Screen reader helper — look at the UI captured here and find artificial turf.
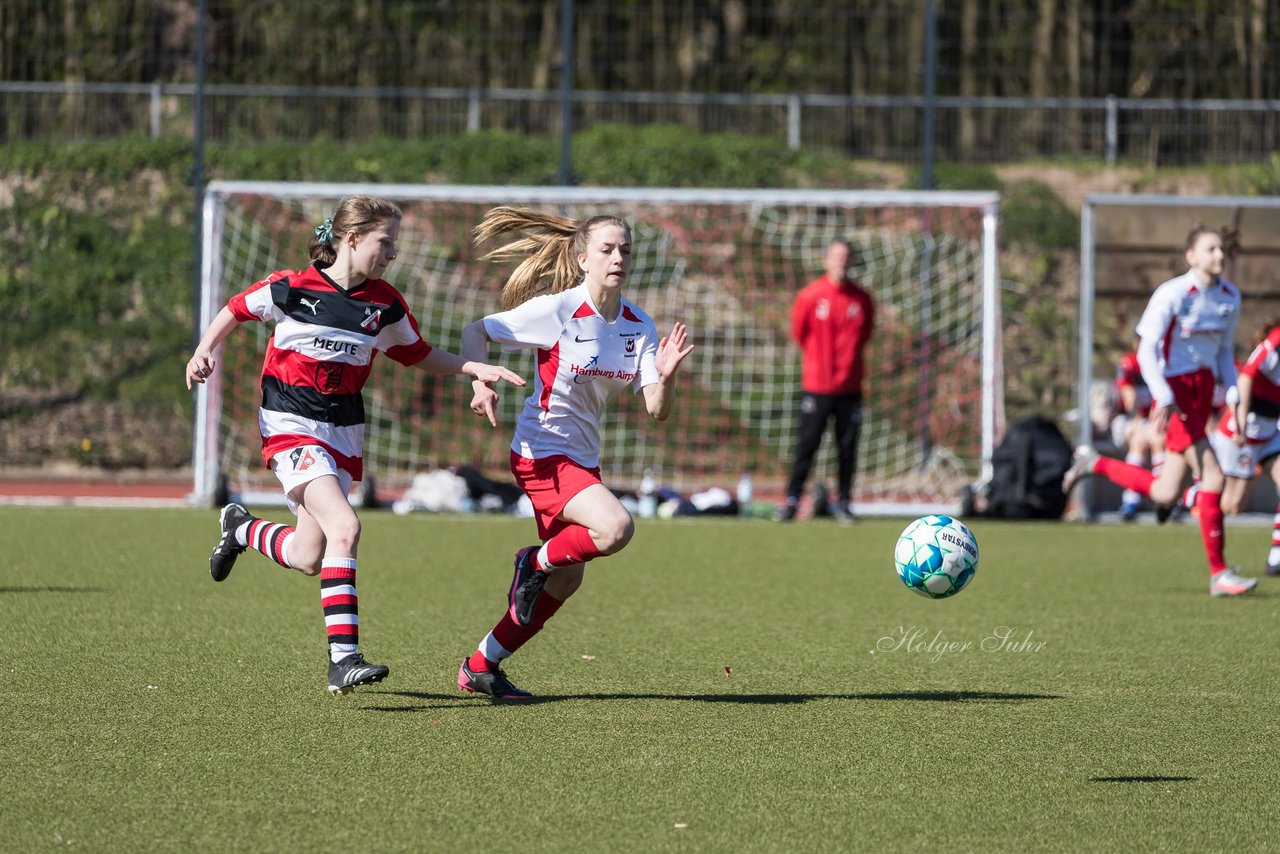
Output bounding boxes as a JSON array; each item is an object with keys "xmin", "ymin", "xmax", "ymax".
[{"xmin": 4, "ymin": 506, "xmax": 1279, "ymax": 851}]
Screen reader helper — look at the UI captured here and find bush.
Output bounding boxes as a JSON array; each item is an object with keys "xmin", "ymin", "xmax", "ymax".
[
  {"xmin": 906, "ymin": 163, "xmax": 1002, "ymax": 191},
  {"xmin": 1000, "ymin": 180, "xmax": 1079, "ymax": 250}
]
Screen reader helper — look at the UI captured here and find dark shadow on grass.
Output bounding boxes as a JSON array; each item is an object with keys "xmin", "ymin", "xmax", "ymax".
[
  {"xmin": 0, "ymin": 586, "xmax": 107, "ymax": 594},
  {"xmin": 362, "ymin": 688, "xmax": 1061, "ymax": 712},
  {"xmin": 1089, "ymin": 776, "xmax": 1196, "ymax": 783}
]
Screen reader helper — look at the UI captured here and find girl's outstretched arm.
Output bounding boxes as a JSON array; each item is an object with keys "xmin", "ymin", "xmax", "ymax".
[{"xmin": 186, "ymin": 305, "xmax": 243, "ymax": 389}]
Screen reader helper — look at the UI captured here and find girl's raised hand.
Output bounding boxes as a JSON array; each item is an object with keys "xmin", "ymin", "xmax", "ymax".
[{"xmin": 655, "ymin": 322, "xmax": 695, "ymax": 378}]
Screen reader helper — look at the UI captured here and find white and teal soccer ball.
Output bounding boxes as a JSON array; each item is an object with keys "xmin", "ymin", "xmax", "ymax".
[{"xmin": 894, "ymin": 514, "xmax": 979, "ymax": 599}]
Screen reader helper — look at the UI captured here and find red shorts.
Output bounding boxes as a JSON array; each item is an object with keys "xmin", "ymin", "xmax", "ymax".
[
  {"xmin": 510, "ymin": 451, "xmax": 602, "ymax": 540},
  {"xmin": 1164, "ymin": 369, "xmax": 1217, "ymax": 454}
]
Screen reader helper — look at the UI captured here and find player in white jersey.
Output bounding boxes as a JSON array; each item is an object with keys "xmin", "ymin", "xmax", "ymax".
[
  {"xmin": 185, "ymin": 195, "xmax": 524, "ymax": 694},
  {"xmin": 1063, "ymin": 226, "xmax": 1257, "ymax": 597},
  {"xmin": 455, "ymin": 206, "xmax": 695, "ymax": 700}
]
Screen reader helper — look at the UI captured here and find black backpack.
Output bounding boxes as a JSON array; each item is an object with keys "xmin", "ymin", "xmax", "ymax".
[{"xmin": 970, "ymin": 415, "xmax": 1073, "ymax": 519}]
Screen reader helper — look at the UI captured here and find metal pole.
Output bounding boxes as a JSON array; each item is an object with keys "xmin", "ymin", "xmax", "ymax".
[
  {"xmin": 150, "ymin": 82, "xmax": 162, "ymax": 138},
  {"xmin": 191, "ymin": 0, "xmax": 207, "ymax": 351},
  {"xmin": 917, "ymin": 0, "xmax": 938, "ymax": 469},
  {"xmin": 787, "ymin": 95, "xmax": 801, "ymax": 151},
  {"xmin": 980, "ymin": 204, "xmax": 1001, "ymax": 482},
  {"xmin": 558, "ymin": 0, "xmax": 575, "ymax": 186},
  {"xmin": 1105, "ymin": 94, "xmax": 1117, "ymax": 165},
  {"xmin": 921, "ymin": 0, "xmax": 937, "ymax": 192},
  {"xmin": 189, "ymin": 0, "xmax": 209, "ymax": 503},
  {"xmin": 1077, "ymin": 200, "xmax": 1096, "ymax": 519}
]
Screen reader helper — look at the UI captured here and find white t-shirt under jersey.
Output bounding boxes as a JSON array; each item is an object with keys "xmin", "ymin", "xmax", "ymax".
[
  {"xmin": 484, "ymin": 284, "xmax": 661, "ymax": 468},
  {"xmin": 1134, "ymin": 271, "xmax": 1240, "ymax": 407}
]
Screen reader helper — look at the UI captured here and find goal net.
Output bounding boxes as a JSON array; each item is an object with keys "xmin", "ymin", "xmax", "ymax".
[
  {"xmin": 195, "ymin": 183, "xmax": 1002, "ymax": 514},
  {"xmin": 1077, "ymin": 193, "xmax": 1280, "ymax": 516}
]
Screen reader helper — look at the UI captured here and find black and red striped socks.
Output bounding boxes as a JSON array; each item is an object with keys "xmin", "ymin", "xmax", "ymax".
[
  {"xmin": 320, "ymin": 558, "xmax": 359, "ymax": 663},
  {"xmin": 240, "ymin": 519, "xmax": 296, "ymax": 569}
]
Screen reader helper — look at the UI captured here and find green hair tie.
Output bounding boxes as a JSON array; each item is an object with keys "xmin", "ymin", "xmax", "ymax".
[{"xmin": 314, "ymin": 217, "xmax": 334, "ymax": 243}]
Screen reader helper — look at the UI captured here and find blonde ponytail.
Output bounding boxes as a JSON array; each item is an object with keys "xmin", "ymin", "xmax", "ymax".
[{"xmin": 476, "ymin": 206, "xmax": 629, "ymax": 310}]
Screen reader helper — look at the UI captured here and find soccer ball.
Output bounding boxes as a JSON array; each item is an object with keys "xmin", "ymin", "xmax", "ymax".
[{"xmin": 893, "ymin": 514, "xmax": 979, "ymax": 599}]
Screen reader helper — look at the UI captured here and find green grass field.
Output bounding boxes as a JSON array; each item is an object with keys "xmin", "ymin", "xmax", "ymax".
[{"xmin": 5, "ymin": 506, "xmax": 1280, "ymax": 851}]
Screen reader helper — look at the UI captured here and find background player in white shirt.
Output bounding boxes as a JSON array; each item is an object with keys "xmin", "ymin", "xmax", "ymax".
[
  {"xmin": 186, "ymin": 195, "xmax": 524, "ymax": 695},
  {"xmin": 1063, "ymin": 227, "xmax": 1256, "ymax": 597},
  {"xmin": 455, "ymin": 206, "xmax": 696, "ymax": 700}
]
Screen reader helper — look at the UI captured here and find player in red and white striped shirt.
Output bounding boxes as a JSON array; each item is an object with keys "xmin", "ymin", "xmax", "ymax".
[
  {"xmin": 1063, "ymin": 226, "xmax": 1256, "ymax": 596},
  {"xmin": 1205, "ymin": 321, "xmax": 1280, "ymax": 576},
  {"xmin": 186, "ymin": 195, "xmax": 524, "ymax": 694},
  {"xmin": 455, "ymin": 207, "xmax": 696, "ymax": 700}
]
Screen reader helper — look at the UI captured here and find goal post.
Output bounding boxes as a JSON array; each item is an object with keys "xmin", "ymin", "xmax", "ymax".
[
  {"xmin": 1077, "ymin": 193, "xmax": 1280, "ymax": 515},
  {"xmin": 194, "ymin": 182, "xmax": 1002, "ymax": 514}
]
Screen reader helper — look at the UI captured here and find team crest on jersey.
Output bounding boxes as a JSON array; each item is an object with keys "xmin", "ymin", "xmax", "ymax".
[
  {"xmin": 816, "ymin": 299, "xmax": 830, "ymax": 320},
  {"xmin": 316, "ymin": 363, "xmax": 344, "ymax": 393},
  {"xmin": 361, "ymin": 306, "xmax": 383, "ymax": 332},
  {"xmin": 289, "ymin": 447, "xmax": 317, "ymax": 471},
  {"xmin": 625, "ymin": 337, "xmax": 636, "ymax": 354}
]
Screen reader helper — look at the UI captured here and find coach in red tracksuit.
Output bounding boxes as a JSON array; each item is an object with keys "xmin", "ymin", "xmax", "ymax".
[{"xmin": 778, "ymin": 238, "xmax": 876, "ymax": 522}]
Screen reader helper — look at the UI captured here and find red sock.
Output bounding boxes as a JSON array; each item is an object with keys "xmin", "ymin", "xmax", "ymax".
[
  {"xmin": 1196, "ymin": 490, "xmax": 1227, "ymax": 574},
  {"xmin": 538, "ymin": 525, "xmax": 605, "ymax": 569},
  {"xmin": 1272, "ymin": 501, "xmax": 1280, "ymax": 550},
  {"xmin": 468, "ymin": 592, "xmax": 565, "ymax": 671},
  {"xmin": 1094, "ymin": 456, "xmax": 1155, "ymax": 496}
]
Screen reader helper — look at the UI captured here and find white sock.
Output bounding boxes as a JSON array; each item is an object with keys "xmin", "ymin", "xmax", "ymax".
[
  {"xmin": 479, "ymin": 632, "xmax": 512, "ymax": 665},
  {"xmin": 234, "ymin": 521, "xmax": 250, "ymax": 547}
]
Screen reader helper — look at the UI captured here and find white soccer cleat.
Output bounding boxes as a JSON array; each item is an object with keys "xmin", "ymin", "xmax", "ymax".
[
  {"xmin": 1061, "ymin": 445, "xmax": 1100, "ymax": 494},
  {"xmin": 1210, "ymin": 566, "xmax": 1258, "ymax": 598}
]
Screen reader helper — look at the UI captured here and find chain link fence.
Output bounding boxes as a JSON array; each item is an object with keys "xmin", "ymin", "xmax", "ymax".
[
  {"xmin": 3, "ymin": 1, "xmax": 1280, "ymax": 165},
  {"xmin": 4, "ymin": 80, "xmax": 1280, "ymax": 166}
]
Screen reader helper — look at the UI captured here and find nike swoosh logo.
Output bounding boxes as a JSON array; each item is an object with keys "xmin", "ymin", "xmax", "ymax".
[{"xmin": 575, "ymin": 335, "xmax": 596, "ymax": 343}]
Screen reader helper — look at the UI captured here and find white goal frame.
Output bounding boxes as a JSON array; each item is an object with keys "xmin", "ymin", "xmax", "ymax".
[{"xmin": 194, "ymin": 182, "xmax": 1002, "ymax": 513}]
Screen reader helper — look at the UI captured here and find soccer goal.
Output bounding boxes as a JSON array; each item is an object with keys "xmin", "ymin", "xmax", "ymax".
[
  {"xmin": 1077, "ymin": 193, "xmax": 1280, "ymax": 514},
  {"xmin": 194, "ymin": 183, "xmax": 1002, "ymax": 514}
]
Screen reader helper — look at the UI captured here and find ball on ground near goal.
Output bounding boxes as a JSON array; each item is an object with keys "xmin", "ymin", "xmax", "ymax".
[{"xmin": 893, "ymin": 515, "xmax": 979, "ymax": 599}]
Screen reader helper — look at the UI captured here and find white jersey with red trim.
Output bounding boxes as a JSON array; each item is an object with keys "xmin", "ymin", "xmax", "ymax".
[
  {"xmin": 483, "ymin": 284, "xmax": 661, "ymax": 468},
  {"xmin": 228, "ymin": 263, "xmax": 431, "ymax": 479},
  {"xmin": 1134, "ymin": 271, "xmax": 1240, "ymax": 407}
]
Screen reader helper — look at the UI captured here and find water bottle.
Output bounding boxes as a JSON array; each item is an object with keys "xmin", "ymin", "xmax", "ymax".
[
  {"xmin": 639, "ymin": 468, "xmax": 658, "ymax": 519},
  {"xmin": 736, "ymin": 473, "xmax": 754, "ymax": 517}
]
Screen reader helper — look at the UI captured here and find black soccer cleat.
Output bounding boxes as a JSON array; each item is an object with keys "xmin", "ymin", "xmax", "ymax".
[
  {"xmin": 457, "ymin": 659, "xmax": 533, "ymax": 700},
  {"xmin": 508, "ymin": 545, "xmax": 548, "ymax": 627},
  {"xmin": 327, "ymin": 653, "xmax": 390, "ymax": 696},
  {"xmin": 210, "ymin": 502, "xmax": 254, "ymax": 582}
]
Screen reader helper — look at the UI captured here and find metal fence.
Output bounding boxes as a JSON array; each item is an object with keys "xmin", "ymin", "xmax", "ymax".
[{"xmin": 4, "ymin": 80, "xmax": 1280, "ymax": 166}]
